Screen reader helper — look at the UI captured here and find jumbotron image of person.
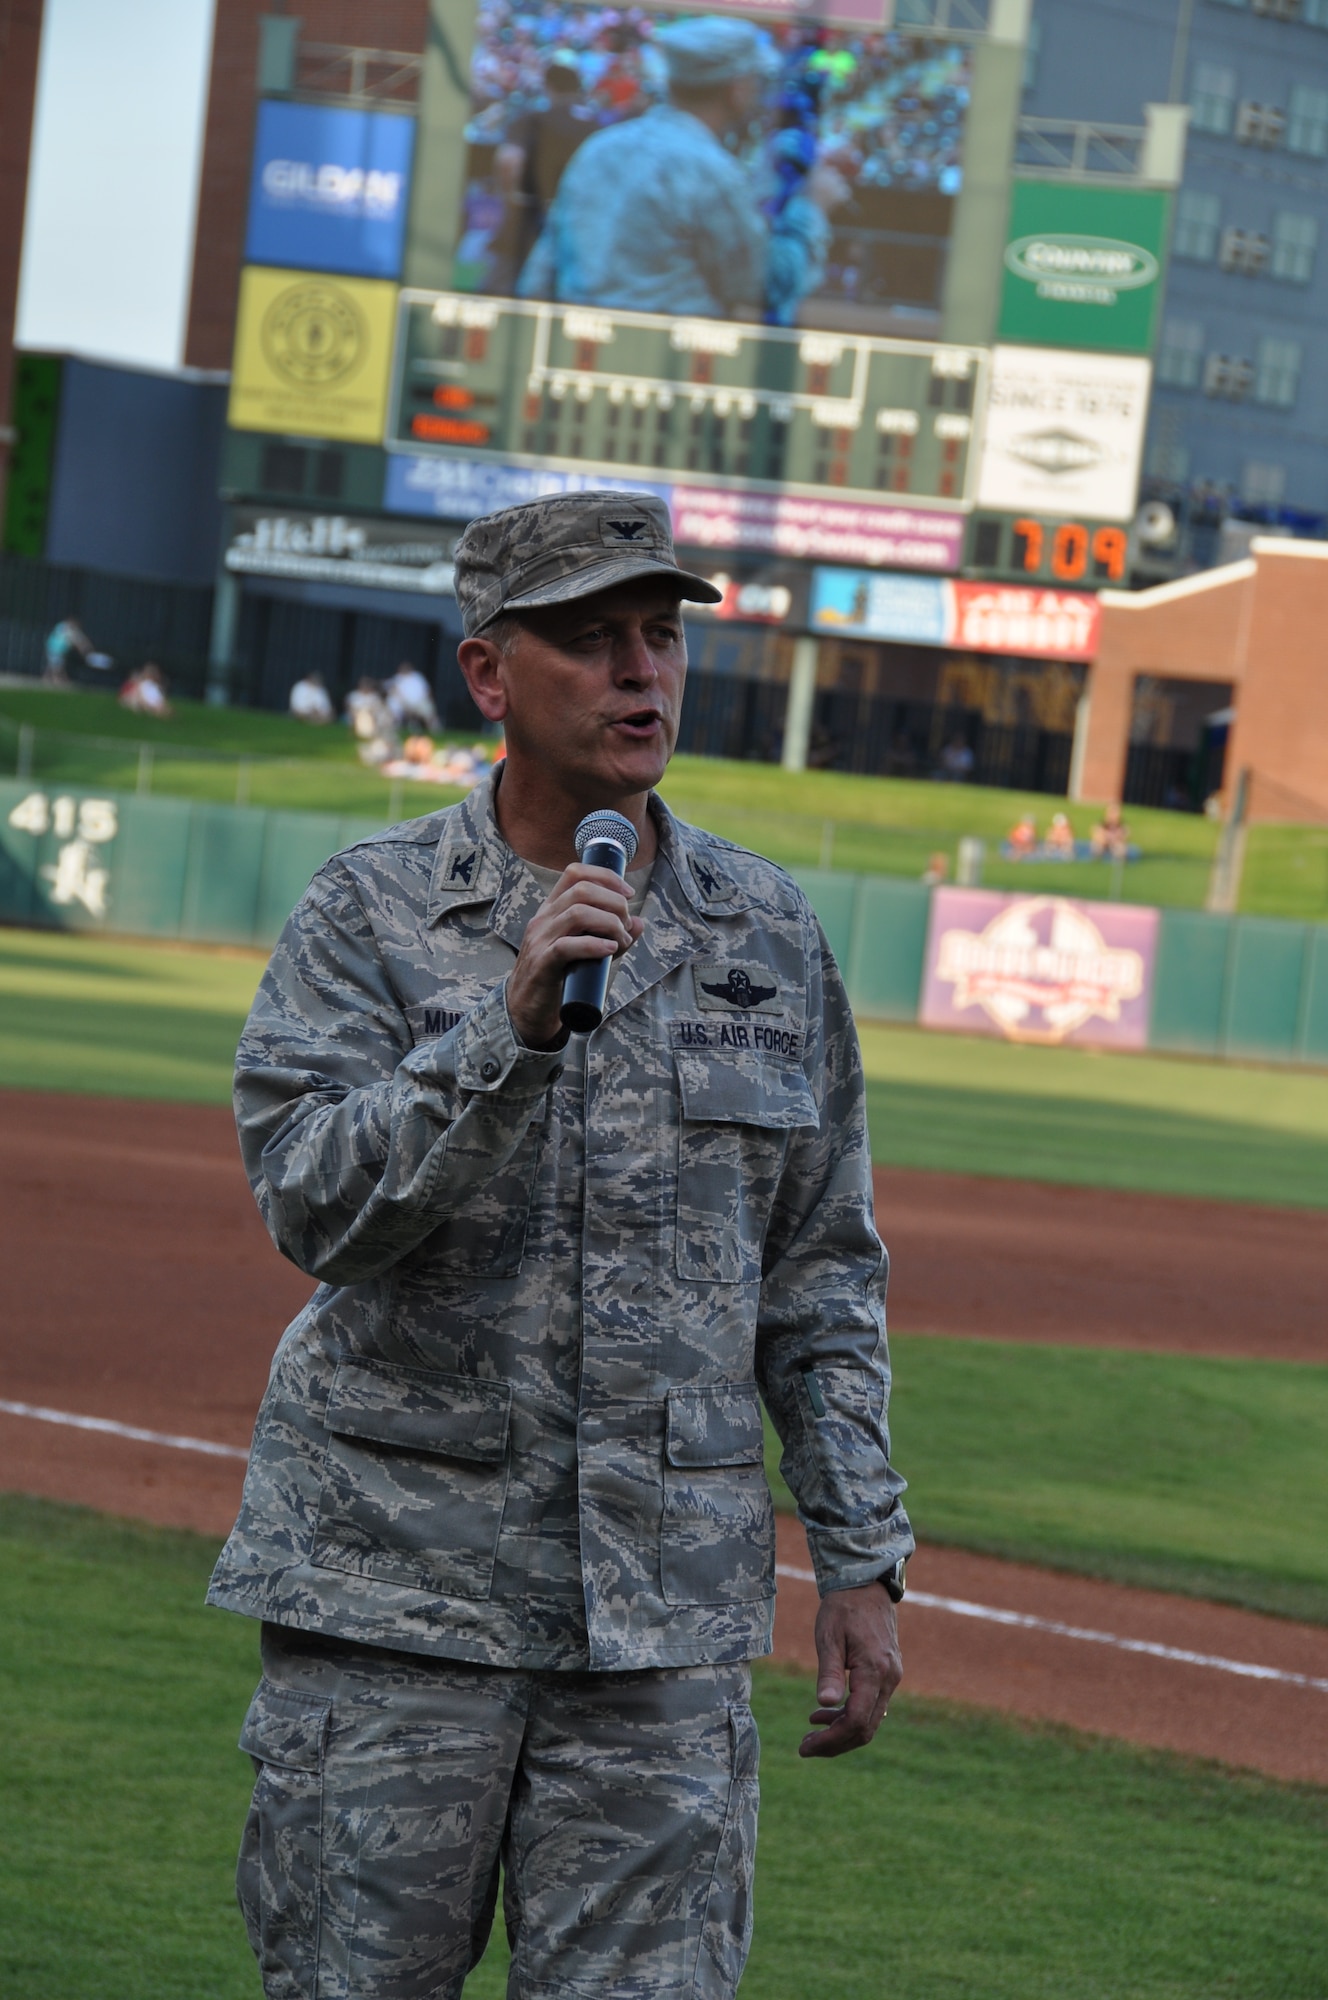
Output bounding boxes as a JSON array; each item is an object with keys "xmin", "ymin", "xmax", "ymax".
[
  {"xmin": 517, "ymin": 16, "xmax": 843, "ymax": 321},
  {"xmin": 210, "ymin": 491, "xmax": 912, "ymax": 1997}
]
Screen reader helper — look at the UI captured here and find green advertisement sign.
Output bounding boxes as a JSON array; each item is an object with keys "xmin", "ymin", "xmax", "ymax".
[{"xmin": 997, "ymin": 181, "xmax": 1172, "ymax": 354}]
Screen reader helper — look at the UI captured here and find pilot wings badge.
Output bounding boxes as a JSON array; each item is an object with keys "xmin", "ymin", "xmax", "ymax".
[{"xmin": 698, "ymin": 966, "xmax": 777, "ymax": 1011}]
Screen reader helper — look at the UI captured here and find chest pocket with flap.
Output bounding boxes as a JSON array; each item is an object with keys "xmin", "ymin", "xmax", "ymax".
[{"xmin": 674, "ymin": 1054, "xmax": 818, "ymax": 1284}]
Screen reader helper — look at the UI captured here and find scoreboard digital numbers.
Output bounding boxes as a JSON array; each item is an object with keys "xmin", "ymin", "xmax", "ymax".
[
  {"xmin": 387, "ymin": 291, "xmax": 986, "ymax": 507},
  {"xmin": 966, "ymin": 512, "xmax": 1129, "ymax": 586}
]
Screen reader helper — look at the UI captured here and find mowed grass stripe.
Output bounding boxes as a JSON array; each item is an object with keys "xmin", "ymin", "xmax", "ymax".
[
  {"xmin": 0, "ymin": 1495, "xmax": 1323, "ymax": 2000},
  {"xmin": 0, "ymin": 930, "xmax": 262, "ymax": 1103},
  {"xmin": 3, "ymin": 927, "xmax": 1327, "ymax": 1204},
  {"xmin": 768, "ymin": 1337, "xmax": 1328, "ymax": 1626},
  {"xmin": 858, "ymin": 1019, "xmax": 1328, "ymax": 1208}
]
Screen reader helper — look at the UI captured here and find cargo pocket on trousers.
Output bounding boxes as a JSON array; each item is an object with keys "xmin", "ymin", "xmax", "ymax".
[
  {"xmin": 236, "ymin": 1681, "xmax": 330, "ymax": 1994},
  {"xmin": 695, "ymin": 1703, "xmax": 760, "ymax": 1999}
]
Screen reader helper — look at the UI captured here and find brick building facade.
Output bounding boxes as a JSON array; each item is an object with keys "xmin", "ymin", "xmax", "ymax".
[
  {"xmin": 0, "ymin": 0, "xmax": 46, "ymax": 518},
  {"xmin": 1079, "ymin": 541, "xmax": 1328, "ymax": 823}
]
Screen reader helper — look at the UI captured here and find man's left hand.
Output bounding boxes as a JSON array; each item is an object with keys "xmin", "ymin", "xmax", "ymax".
[{"xmin": 798, "ymin": 1582, "xmax": 902, "ymax": 1759}]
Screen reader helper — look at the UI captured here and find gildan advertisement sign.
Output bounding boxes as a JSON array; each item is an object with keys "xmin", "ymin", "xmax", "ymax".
[
  {"xmin": 225, "ymin": 508, "xmax": 456, "ymax": 594},
  {"xmin": 811, "ymin": 570, "xmax": 1100, "ymax": 659},
  {"xmin": 245, "ymin": 100, "xmax": 416, "ymax": 280},
  {"xmin": 998, "ymin": 181, "xmax": 1170, "ymax": 355},
  {"xmin": 229, "ymin": 266, "xmax": 398, "ymax": 443},
  {"xmin": 452, "ymin": 8, "xmax": 970, "ymax": 326},
  {"xmin": 974, "ymin": 346, "xmax": 1151, "ymax": 524},
  {"xmin": 920, "ymin": 890, "xmax": 1159, "ymax": 1048}
]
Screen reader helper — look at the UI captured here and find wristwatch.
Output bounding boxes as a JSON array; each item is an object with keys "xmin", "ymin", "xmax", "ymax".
[{"xmin": 880, "ymin": 1560, "xmax": 907, "ymax": 1604}]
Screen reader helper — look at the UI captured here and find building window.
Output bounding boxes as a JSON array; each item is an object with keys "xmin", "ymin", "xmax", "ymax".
[
  {"xmin": 1306, "ymin": 0, "xmax": 1328, "ymax": 26},
  {"xmin": 1254, "ymin": 337, "xmax": 1302, "ymax": 405},
  {"xmin": 1157, "ymin": 319, "xmax": 1206, "ymax": 387},
  {"xmin": 1174, "ymin": 190, "xmax": 1221, "ymax": 260},
  {"xmin": 1272, "ymin": 210, "xmax": 1317, "ymax": 281},
  {"xmin": 1204, "ymin": 353, "xmax": 1254, "ymax": 399},
  {"xmin": 1288, "ymin": 84, "xmax": 1328, "ymax": 156},
  {"xmin": 1219, "ymin": 226, "xmax": 1270, "ymax": 272},
  {"xmin": 1191, "ymin": 63, "xmax": 1237, "ymax": 134},
  {"xmin": 1235, "ymin": 100, "xmax": 1286, "ymax": 146},
  {"xmin": 1241, "ymin": 461, "xmax": 1286, "ymax": 505}
]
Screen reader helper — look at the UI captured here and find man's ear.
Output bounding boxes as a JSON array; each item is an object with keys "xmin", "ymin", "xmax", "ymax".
[{"xmin": 457, "ymin": 637, "xmax": 510, "ymax": 724}]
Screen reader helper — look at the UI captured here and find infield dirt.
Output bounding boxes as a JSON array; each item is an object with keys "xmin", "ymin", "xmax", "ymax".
[{"xmin": 2, "ymin": 1087, "xmax": 1326, "ymax": 1783}]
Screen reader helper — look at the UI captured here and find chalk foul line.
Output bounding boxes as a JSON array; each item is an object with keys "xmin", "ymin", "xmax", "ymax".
[
  {"xmin": 2, "ymin": 1403, "xmax": 1323, "ymax": 1695},
  {"xmin": 0, "ymin": 1399, "xmax": 250, "ymax": 1462},
  {"xmin": 774, "ymin": 1563, "xmax": 1328, "ymax": 1695}
]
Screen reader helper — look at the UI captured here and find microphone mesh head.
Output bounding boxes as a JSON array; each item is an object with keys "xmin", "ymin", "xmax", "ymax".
[{"xmin": 574, "ymin": 810, "xmax": 639, "ymax": 864}]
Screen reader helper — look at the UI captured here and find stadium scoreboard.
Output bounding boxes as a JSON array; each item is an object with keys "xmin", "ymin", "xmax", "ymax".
[{"xmin": 387, "ymin": 291, "xmax": 987, "ymax": 509}]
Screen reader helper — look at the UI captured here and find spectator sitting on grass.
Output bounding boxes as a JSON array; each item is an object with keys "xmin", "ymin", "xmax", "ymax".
[
  {"xmin": 1045, "ymin": 811, "xmax": 1076, "ymax": 858},
  {"xmin": 1006, "ymin": 813, "xmax": 1038, "ymax": 856},
  {"xmin": 288, "ymin": 671, "xmax": 334, "ymax": 724},
  {"xmin": 1090, "ymin": 802, "xmax": 1130, "ymax": 860},
  {"xmin": 118, "ymin": 664, "xmax": 172, "ymax": 719},
  {"xmin": 921, "ymin": 851, "xmax": 949, "ymax": 887},
  {"xmin": 385, "ymin": 662, "xmax": 441, "ymax": 733},
  {"xmin": 345, "ymin": 677, "xmax": 399, "ymax": 766}
]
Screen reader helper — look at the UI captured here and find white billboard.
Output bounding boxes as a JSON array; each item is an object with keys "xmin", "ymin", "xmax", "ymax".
[{"xmin": 975, "ymin": 346, "xmax": 1151, "ymax": 523}]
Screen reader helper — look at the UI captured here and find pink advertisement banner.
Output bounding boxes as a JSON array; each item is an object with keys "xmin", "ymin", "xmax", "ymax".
[
  {"xmin": 920, "ymin": 889, "xmax": 1160, "ymax": 1049},
  {"xmin": 670, "ymin": 488, "xmax": 965, "ymax": 571}
]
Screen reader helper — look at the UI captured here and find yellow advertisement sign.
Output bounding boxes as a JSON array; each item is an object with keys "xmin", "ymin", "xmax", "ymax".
[{"xmin": 229, "ymin": 266, "xmax": 397, "ymax": 443}]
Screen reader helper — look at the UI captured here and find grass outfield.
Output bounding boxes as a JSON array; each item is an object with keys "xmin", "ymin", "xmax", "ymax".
[
  {"xmin": 765, "ymin": 1339, "xmax": 1328, "ymax": 1627},
  {"xmin": 858, "ymin": 1020, "xmax": 1328, "ymax": 1208},
  {"xmin": 0, "ymin": 929, "xmax": 264, "ymax": 1103},
  {"xmin": 6, "ymin": 683, "xmax": 1326, "ymax": 918},
  {"xmin": 3, "ymin": 928, "xmax": 1327, "ymax": 1208},
  {"xmin": 2, "ymin": 1497, "xmax": 1324, "ymax": 2000}
]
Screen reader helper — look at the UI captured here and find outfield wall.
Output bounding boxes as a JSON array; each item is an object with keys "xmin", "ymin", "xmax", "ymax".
[{"xmin": 3, "ymin": 780, "xmax": 1327, "ymax": 1068}]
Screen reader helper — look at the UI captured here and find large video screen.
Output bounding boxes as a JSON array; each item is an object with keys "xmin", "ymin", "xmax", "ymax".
[{"xmin": 455, "ymin": 4, "xmax": 971, "ymax": 330}]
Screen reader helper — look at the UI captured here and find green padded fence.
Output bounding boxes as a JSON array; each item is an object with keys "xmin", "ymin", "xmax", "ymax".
[
  {"xmin": 0, "ymin": 779, "xmax": 381, "ymax": 950},
  {"xmin": 1148, "ymin": 906, "xmax": 1328, "ymax": 1065},
  {"xmin": 2, "ymin": 778, "xmax": 1326, "ymax": 1065},
  {"xmin": 791, "ymin": 868, "xmax": 932, "ymax": 1024}
]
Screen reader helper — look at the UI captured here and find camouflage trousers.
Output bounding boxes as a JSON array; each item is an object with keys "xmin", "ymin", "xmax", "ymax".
[{"xmin": 237, "ymin": 1624, "xmax": 759, "ymax": 2000}]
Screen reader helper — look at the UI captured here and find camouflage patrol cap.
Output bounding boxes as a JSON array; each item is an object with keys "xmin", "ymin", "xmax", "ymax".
[{"xmin": 454, "ymin": 491, "xmax": 722, "ymax": 637}]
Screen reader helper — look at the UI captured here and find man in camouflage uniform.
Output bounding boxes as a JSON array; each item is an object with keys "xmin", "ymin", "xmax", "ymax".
[{"xmin": 210, "ymin": 491, "xmax": 912, "ymax": 1998}]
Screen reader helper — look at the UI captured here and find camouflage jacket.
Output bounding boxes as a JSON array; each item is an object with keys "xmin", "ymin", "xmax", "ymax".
[{"xmin": 207, "ymin": 777, "xmax": 912, "ymax": 1670}]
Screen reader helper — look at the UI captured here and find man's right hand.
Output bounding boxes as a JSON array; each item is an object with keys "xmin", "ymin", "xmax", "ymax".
[{"xmin": 506, "ymin": 864, "xmax": 642, "ymax": 1050}]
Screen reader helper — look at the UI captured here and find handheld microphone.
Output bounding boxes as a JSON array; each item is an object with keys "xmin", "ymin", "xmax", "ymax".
[{"xmin": 560, "ymin": 810, "xmax": 640, "ymax": 1034}]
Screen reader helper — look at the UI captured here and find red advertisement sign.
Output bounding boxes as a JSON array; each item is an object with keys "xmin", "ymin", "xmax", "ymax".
[
  {"xmin": 920, "ymin": 889, "xmax": 1159, "ymax": 1048},
  {"xmin": 949, "ymin": 583, "xmax": 1100, "ymax": 661}
]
